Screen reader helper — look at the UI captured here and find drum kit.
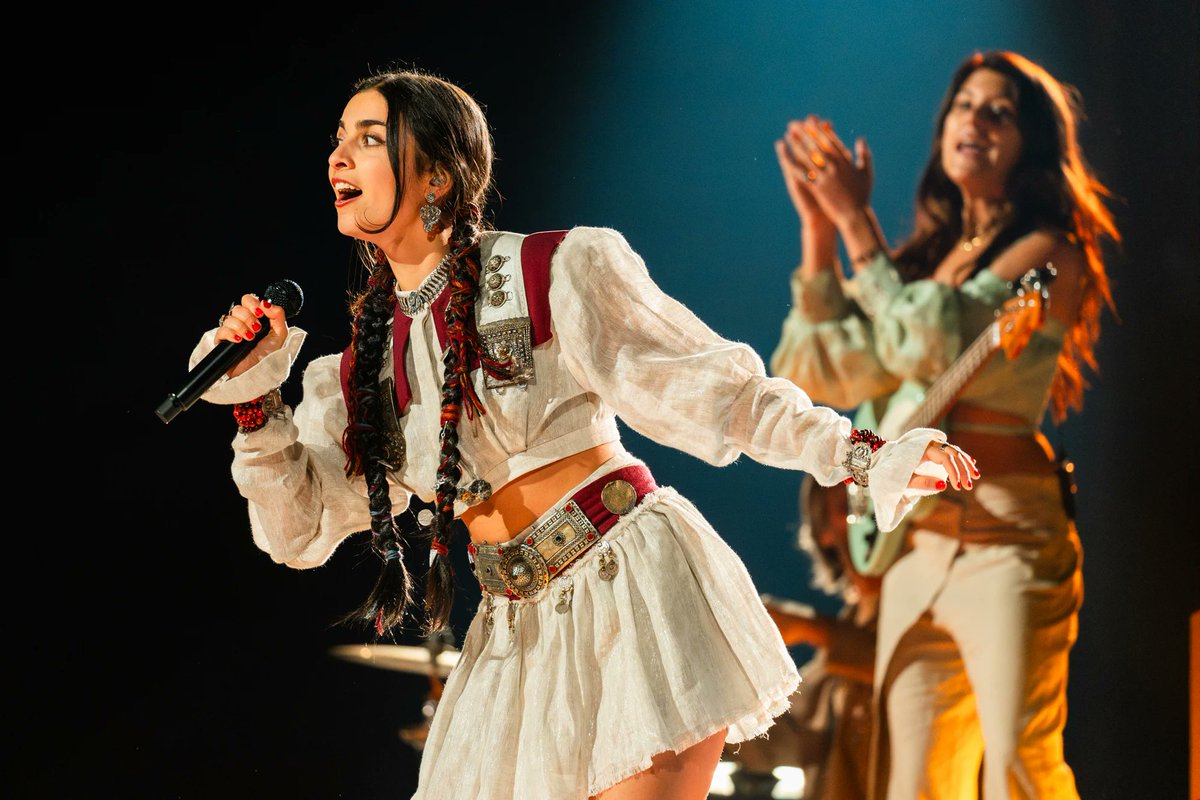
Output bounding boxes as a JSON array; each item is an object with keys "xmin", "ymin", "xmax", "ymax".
[
  {"xmin": 329, "ymin": 596, "xmax": 824, "ymax": 798},
  {"xmin": 328, "ymin": 630, "xmax": 461, "ymax": 751}
]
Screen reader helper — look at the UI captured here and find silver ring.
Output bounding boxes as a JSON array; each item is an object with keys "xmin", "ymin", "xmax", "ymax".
[
  {"xmin": 938, "ymin": 442, "xmax": 949, "ymax": 451},
  {"xmin": 218, "ymin": 314, "xmax": 229, "ymax": 327}
]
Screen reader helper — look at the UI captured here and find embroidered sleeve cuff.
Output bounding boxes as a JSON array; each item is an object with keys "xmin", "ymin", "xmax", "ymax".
[
  {"xmin": 849, "ymin": 252, "xmax": 903, "ymax": 321},
  {"xmin": 790, "ymin": 267, "xmax": 851, "ymax": 323},
  {"xmin": 187, "ymin": 327, "xmax": 308, "ymax": 405},
  {"xmin": 860, "ymin": 427, "xmax": 947, "ymax": 532}
]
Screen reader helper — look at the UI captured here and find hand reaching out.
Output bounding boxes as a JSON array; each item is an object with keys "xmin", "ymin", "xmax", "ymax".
[{"xmin": 908, "ymin": 440, "xmax": 979, "ymax": 492}]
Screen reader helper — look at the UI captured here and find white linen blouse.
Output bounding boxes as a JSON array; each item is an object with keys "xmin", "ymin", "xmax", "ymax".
[{"xmin": 190, "ymin": 226, "xmax": 942, "ymax": 568}]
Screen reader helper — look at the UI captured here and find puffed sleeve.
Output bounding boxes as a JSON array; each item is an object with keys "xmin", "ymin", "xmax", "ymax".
[
  {"xmin": 770, "ymin": 252, "xmax": 963, "ymax": 409},
  {"xmin": 189, "ymin": 330, "xmax": 407, "ymax": 567},
  {"xmin": 770, "ymin": 267, "xmax": 902, "ymax": 410},
  {"xmin": 548, "ymin": 227, "xmax": 943, "ymax": 532}
]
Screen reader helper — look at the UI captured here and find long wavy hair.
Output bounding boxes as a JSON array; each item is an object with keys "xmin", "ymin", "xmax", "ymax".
[
  {"xmin": 892, "ymin": 51, "xmax": 1120, "ymax": 422},
  {"xmin": 337, "ymin": 68, "xmax": 499, "ymax": 636}
]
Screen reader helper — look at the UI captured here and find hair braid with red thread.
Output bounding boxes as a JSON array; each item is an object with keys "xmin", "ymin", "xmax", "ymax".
[
  {"xmin": 424, "ymin": 204, "xmax": 514, "ymax": 634},
  {"xmin": 338, "ymin": 246, "xmax": 416, "ymax": 637},
  {"xmin": 334, "ymin": 68, "xmax": 499, "ymax": 637}
]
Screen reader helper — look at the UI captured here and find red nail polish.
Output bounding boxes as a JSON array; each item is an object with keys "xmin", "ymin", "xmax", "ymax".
[
  {"xmin": 262, "ymin": 299, "xmax": 271, "ymax": 308},
  {"xmin": 254, "ymin": 308, "xmax": 263, "ymax": 317},
  {"xmin": 251, "ymin": 322, "xmax": 261, "ymax": 332},
  {"xmin": 233, "ymin": 335, "xmax": 242, "ymax": 342},
  {"xmin": 936, "ymin": 480, "xmax": 947, "ymax": 490},
  {"xmin": 244, "ymin": 331, "xmax": 255, "ymax": 340}
]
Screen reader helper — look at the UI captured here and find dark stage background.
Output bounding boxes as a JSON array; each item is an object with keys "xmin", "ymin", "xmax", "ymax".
[{"xmin": 12, "ymin": 2, "xmax": 1198, "ymax": 798}]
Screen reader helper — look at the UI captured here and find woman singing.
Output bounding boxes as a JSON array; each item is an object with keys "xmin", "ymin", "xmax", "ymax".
[
  {"xmin": 189, "ymin": 68, "xmax": 975, "ymax": 800},
  {"xmin": 771, "ymin": 51, "xmax": 1118, "ymax": 799}
]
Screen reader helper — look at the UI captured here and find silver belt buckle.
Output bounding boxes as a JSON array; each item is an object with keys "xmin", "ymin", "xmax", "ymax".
[{"xmin": 486, "ymin": 500, "xmax": 599, "ymax": 599}]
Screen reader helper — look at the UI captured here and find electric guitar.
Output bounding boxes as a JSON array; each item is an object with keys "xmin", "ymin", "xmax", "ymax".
[{"xmin": 844, "ymin": 264, "xmax": 1057, "ymax": 577}]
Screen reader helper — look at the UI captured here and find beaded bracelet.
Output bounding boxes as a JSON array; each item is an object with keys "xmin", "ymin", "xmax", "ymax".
[
  {"xmin": 843, "ymin": 428, "xmax": 887, "ymax": 487},
  {"xmin": 850, "ymin": 428, "xmax": 886, "ymax": 451},
  {"xmin": 233, "ymin": 388, "xmax": 282, "ymax": 434}
]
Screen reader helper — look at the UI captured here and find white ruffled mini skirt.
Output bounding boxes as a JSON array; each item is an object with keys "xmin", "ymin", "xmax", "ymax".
[{"xmin": 412, "ymin": 452, "xmax": 800, "ymax": 800}]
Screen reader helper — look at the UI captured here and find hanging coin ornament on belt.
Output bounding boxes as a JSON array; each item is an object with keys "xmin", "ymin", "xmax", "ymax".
[
  {"xmin": 601, "ymin": 479, "xmax": 637, "ymax": 515},
  {"xmin": 482, "ymin": 594, "xmax": 495, "ymax": 637},
  {"xmin": 596, "ymin": 540, "xmax": 619, "ymax": 581},
  {"xmin": 507, "ymin": 601, "xmax": 518, "ymax": 635},
  {"xmin": 555, "ymin": 580, "xmax": 575, "ymax": 614}
]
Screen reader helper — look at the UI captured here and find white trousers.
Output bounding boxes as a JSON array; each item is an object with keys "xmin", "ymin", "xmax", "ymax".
[{"xmin": 872, "ymin": 474, "xmax": 1082, "ymax": 800}]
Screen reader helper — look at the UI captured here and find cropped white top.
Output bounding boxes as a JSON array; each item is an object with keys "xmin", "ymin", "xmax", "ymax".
[{"xmin": 191, "ymin": 227, "xmax": 941, "ymax": 568}]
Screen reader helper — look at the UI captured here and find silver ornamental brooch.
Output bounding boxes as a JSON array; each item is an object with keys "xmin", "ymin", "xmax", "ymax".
[
  {"xmin": 843, "ymin": 441, "xmax": 874, "ymax": 487},
  {"xmin": 457, "ymin": 479, "xmax": 493, "ymax": 506},
  {"xmin": 500, "ymin": 544, "xmax": 550, "ymax": 598},
  {"xmin": 261, "ymin": 387, "xmax": 284, "ymax": 418},
  {"xmin": 479, "ymin": 317, "xmax": 535, "ymax": 389}
]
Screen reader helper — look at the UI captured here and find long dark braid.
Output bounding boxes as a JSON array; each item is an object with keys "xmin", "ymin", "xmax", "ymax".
[
  {"xmin": 340, "ymin": 247, "xmax": 414, "ymax": 636},
  {"xmin": 335, "ymin": 68, "xmax": 497, "ymax": 636},
  {"xmin": 425, "ymin": 205, "xmax": 515, "ymax": 634}
]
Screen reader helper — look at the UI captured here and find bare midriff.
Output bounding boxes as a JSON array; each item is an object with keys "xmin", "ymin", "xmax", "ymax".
[
  {"xmin": 945, "ymin": 402, "xmax": 1058, "ymax": 476},
  {"xmin": 460, "ymin": 442, "xmax": 621, "ymax": 545}
]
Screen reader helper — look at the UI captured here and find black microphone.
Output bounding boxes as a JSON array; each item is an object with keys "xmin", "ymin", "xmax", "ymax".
[{"xmin": 155, "ymin": 279, "xmax": 304, "ymax": 424}]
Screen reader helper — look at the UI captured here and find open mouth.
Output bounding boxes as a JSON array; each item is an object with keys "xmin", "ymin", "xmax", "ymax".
[
  {"xmin": 956, "ymin": 141, "xmax": 987, "ymax": 154},
  {"xmin": 333, "ymin": 181, "xmax": 363, "ymax": 201}
]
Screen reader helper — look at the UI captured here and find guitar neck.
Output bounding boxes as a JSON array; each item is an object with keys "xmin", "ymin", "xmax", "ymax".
[{"xmin": 901, "ymin": 322, "xmax": 999, "ymax": 430}]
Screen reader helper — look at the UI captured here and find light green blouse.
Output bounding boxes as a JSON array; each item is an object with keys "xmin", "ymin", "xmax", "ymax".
[{"xmin": 770, "ymin": 253, "xmax": 1066, "ymax": 434}]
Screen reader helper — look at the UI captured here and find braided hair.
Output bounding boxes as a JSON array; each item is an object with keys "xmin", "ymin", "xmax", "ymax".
[{"xmin": 337, "ymin": 69, "xmax": 497, "ymax": 636}]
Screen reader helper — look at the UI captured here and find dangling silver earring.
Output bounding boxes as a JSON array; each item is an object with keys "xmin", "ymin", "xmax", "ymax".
[{"xmin": 420, "ymin": 192, "xmax": 442, "ymax": 233}]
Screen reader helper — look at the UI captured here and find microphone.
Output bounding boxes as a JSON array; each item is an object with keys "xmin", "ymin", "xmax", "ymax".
[{"xmin": 155, "ymin": 279, "xmax": 304, "ymax": 424}]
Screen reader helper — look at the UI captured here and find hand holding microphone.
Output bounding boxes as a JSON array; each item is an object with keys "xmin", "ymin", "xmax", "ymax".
[
  {"xmin": 156, "ymin": 279, "xmax": 304, "ymax": 424},
  {"xmin": 217, "ymin": 290, "xmax": 293, "ymax": 378}
]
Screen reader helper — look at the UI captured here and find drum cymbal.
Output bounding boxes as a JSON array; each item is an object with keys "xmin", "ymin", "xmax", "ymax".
[{"xmin": 329, "ymin": 644, "xmax": 461, "ymax": 678}]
